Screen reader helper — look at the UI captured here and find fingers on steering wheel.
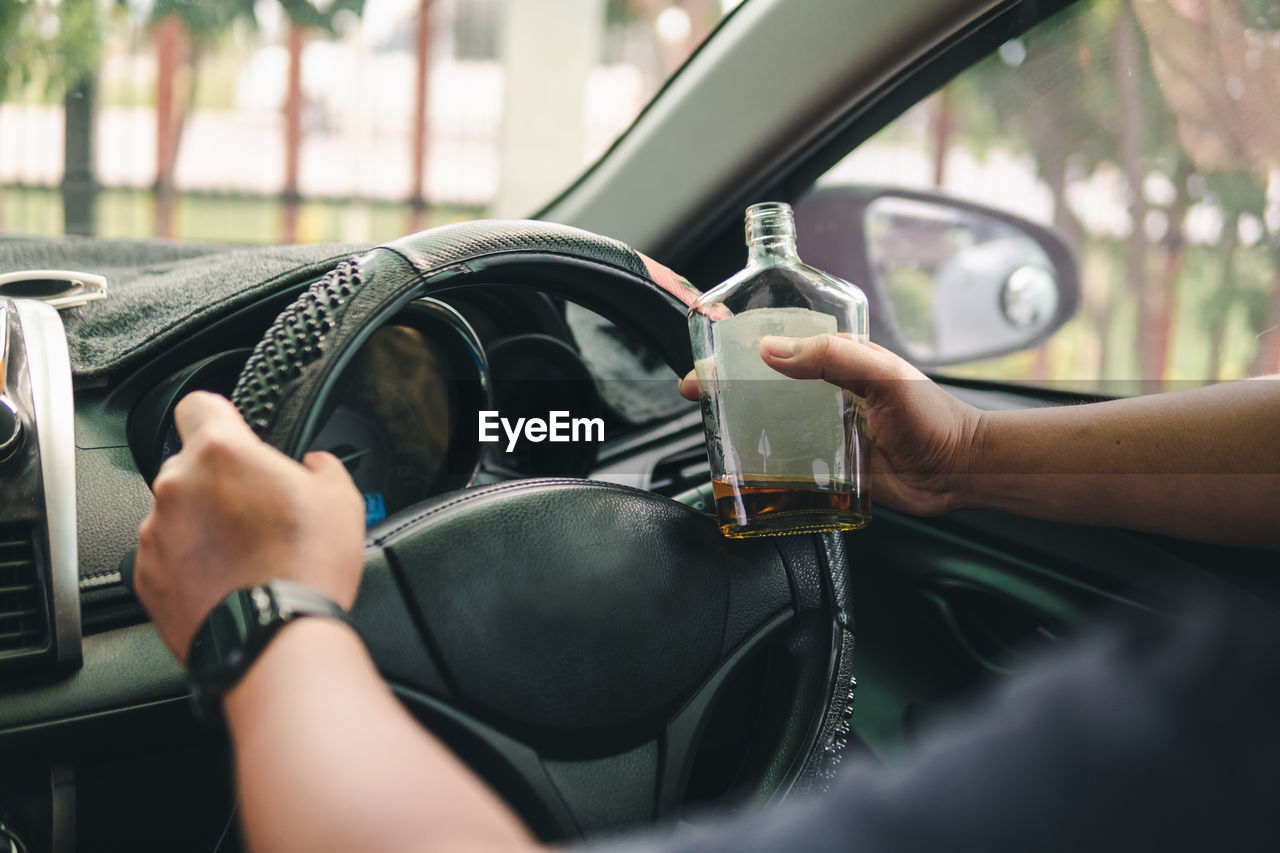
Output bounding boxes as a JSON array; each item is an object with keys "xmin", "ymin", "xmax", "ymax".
[{"xmin": 172, "ymin": 391, "xmax": 254, "ymax": 445}]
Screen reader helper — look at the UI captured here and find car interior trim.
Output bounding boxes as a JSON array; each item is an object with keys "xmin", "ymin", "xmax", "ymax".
[
  {"xmin": 400, "ymin": 297, "xmax": 493, "ymax": 489},
  {"xmin": 591, "ymin": 409, "xmax": 704, "ymax": 491},
  {"xmin": 0, "ymin": 623, "xmax": 185, "ymax": 738},
  {"xmin": 14, "ymin": 299, "xmax": 82, "ymax": 670}
]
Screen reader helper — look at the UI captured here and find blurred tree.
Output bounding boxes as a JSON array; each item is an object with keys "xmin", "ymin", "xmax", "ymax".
[
  {"xmin": 408, "ymin": 0, "xmax": 434, "ymax": 233},
  {"xmin": 0, "ymin": 0, "xmax": 111, "ymax": 102},
  {"xmin": 1149, "ymin": 154, "xmax": 1193, "ymax": 384},
  {"xmin": 947, "ymin": 2, "xmax": 1246, "ymax": 389},
  {"xmin": 1200, "ymin": 173, "xmax": 1266, "ymax": 380},
  {"xmin": 0, "ymin": 0, "xmax": 124, "ymax": 236},
  {"xmin": 1133, "ymin": 0, "xmax": 1280, "ymax": 379},
  {"xmin": 947, "ymin": 5, "xmax": 1113, "ymax": 256},
  {"xmin": 947, "ymin": 5, "xmax": 1145, "ymax": 385}
]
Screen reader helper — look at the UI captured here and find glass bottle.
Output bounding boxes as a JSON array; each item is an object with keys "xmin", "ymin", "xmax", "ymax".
[{"xmin": 689, "ymin": 202, "xmax": 870, "ymax": 538}]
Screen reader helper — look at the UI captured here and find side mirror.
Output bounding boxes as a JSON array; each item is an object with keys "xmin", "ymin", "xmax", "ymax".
[{"xmin": 793, "ymin": 186, "xmax": 1079, "ymax": 366}]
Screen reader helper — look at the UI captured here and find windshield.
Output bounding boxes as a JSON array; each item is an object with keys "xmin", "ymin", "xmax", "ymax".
[{"xmin": 1, "ymin": 0, "xmax": 740, "ymax": 246}]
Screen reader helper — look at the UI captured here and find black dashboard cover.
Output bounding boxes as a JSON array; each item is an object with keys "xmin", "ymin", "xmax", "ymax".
[{"xmin": 0, "ymin": 235, "xmax": 367, "ymax": 377}]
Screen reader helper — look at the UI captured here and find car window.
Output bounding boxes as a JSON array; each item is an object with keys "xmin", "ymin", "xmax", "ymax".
[
  {"xmin": 0, "ymin": 0, "xmax": 740, "ymax": 246},
  {"xmin": 810, "ymin": 0, "xmax": 1280, "ymax": 395}
]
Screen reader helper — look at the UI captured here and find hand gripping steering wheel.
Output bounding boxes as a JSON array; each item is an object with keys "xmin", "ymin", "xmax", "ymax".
[{"xmin": 231, "ymin": 221, "xmax": 857, "ymax": 841}]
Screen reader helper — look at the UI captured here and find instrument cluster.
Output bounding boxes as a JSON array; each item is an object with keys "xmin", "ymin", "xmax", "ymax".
[{"xmin": 130, "ymin": 297, "xmax": 604, "ymax": 525}]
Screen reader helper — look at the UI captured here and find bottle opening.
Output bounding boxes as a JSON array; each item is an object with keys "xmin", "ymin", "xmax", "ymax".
[{"xmin": 745, "ymin": 202, "xmax": 796, "ymax": 247}]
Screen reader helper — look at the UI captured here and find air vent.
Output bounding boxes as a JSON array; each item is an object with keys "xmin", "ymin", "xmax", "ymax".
[
  {"xmin": 0, "ymin": 526, "xmax": 48, "ymax": 657},
  {"xmin": 650, "ymin": 444, "xmax": 711, "ymax": 497}
]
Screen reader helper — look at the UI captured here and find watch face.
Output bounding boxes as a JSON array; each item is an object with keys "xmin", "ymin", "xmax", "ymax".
[{"xmin": 188, "ymin": 587, "xmax": 273, "ymax": 692}]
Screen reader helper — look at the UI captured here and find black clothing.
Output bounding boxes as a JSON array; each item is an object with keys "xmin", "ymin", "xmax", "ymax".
[{"xmin": 608, "ymin": 595, "xmax": 1280, "ymax": 852}]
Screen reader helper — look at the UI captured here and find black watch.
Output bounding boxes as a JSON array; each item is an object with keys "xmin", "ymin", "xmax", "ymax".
[{"xmin": 187, "ymin": 579, "xmax": 351, "ymax": 723}]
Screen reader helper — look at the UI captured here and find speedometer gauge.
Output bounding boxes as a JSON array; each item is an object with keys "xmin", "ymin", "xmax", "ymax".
[
  {"xmin": 307, "ymin": 325, "xmax": 449, "ymax": 522},
  {"xmin": 300, "ymin": 298, "xmax": 489, "ymax": 522},
  {"xmin": 308, "ymin": 405, "xmax": 397, "ymax": 499}
]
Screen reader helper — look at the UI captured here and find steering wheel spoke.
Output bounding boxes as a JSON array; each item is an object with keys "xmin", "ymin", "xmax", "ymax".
[
  {"xmin": 351, "ymin": 545, "xmax": 454, "ymax": 698},
  {"xmin": 656, "ymin": 610, "xmax": 795, "ymax": 818},
  {"xmin": 382, "ymin": 606, "xmax": 801, "ymax": 839}
]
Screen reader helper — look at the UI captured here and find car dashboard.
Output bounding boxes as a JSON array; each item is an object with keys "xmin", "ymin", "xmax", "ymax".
[{"xmin": 0, "ymin": 247, "xmax": 700, "ymax": 849}]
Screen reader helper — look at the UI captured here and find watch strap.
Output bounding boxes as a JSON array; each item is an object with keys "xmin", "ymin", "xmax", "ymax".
[{"xmin": 187, "ymin": 579, "xmax": 351, "ymax": 724}]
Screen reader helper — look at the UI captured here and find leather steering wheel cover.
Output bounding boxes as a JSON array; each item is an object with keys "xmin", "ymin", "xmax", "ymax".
[
  {"xmin": 363, "ymin": 477, "xmax": 794, "ymax": 749},
  {"xmin": 230, "ymin": 220, "xmax": 696, "ymax": 455}
]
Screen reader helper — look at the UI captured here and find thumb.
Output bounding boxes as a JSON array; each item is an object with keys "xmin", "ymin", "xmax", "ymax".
[
  {"xmin": 678, "ymin": 370, "xmax": 700, "ymax": 401},
  {"xmin": 172, "ymin": 390, "xmax": 253, "ymax": 445},
  {"xmin": 302, "ymin": 450, "xmax": 355, "ymax": 484},
  {"xmin": 760, "ymin": 334, "xmax": 913, "ymax": 396},
  {"xmin": 302, "ymin": 452, "xmax": 363, "ymax": 519}
]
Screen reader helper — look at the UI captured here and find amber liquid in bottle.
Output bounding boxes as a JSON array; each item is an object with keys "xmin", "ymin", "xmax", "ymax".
[{"xmin": 712, "ymin": 477, "xmax": 871, "ymax": 539}]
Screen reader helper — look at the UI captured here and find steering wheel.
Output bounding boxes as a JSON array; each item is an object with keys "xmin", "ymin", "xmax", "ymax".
[{"xmin": 230, "ymin": 221, "xmax": 857, "ymax": 841}]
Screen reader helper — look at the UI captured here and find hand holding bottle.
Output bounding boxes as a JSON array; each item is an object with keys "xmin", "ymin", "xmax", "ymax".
[{"xmin": 680, "ymin": 333, "xmax": 986, "ymax": 517}]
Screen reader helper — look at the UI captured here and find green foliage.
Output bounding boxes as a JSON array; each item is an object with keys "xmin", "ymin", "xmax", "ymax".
[
  {"xmin": 151, "ymin": 0, "xmax": 367, "ymax": 42},
  {"xmin": 0, "ymin": 0, "xmax": 36, "ymax": 97},
  {"xmin": 948, "ymin": 4, "xmax": 1108, "ymax": 168},
  {"xmin": 0, "ymin": 0, "xmax": 124, "ymax": 99},
  {"xmin": 48, "ymin": 0, "xmax": 110, "ymax": 86},
  {"xmin": 1205, "ymin": 172, "xmax": 1268, "ymax": 219},
  {"xmin": 949, "ymin": 2, "xmax": 1183, "ymax": 185},
  {"xmin": 1240, "ymin": 0, "xmax": 1280, "ymax": 27},
  {"xmin": 0, "ymin": 0, "xmax": 368, "ymax": 100},
  {"xmin": 151, "ymin": 0, "xmax": 259, "ymax": 43},
  {"xmin": 277, "ymin": 0, "xmax": 366, "ymax": 32}
]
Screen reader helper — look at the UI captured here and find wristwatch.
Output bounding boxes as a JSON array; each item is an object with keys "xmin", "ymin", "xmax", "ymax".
[{"xmin": 187, "ymin": 579, "xmax": 351, "ymax": 723}]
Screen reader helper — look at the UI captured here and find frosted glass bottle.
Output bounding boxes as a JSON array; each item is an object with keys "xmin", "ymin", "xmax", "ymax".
[{"xmin": 689, "ymin": 202, "xmax": 870, "ymax": 538}]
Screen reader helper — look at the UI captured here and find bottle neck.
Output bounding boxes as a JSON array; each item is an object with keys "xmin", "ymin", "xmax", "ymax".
[
  {"xmin": 747, "ymin": 236, "xmax": 799, "ymax": 265},
  {"xmin": 744, "ymin": 203, "xmax": 799, "ymax": 265}
]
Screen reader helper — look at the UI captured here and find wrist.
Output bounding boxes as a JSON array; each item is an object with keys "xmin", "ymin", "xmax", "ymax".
[
  {"xmin": 945, "ymin": 409, "xmax": 993, "ymax": 513},
  {"xmin": 950, "ymin": 409, "xmax": 1036, "ymax": 515},
  {"xmin": 222, "ymin": 617, "xmax": 362, "ymax": 722}
]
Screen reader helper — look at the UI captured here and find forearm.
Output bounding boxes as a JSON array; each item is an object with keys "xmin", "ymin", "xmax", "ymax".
[
  {"xmin": 961, "ymin": 378, "xmax": 1280, "ymax": 550},
  {"xmin": 223, "ymin": 618, "xmax": 540, "ymax": 853}
]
